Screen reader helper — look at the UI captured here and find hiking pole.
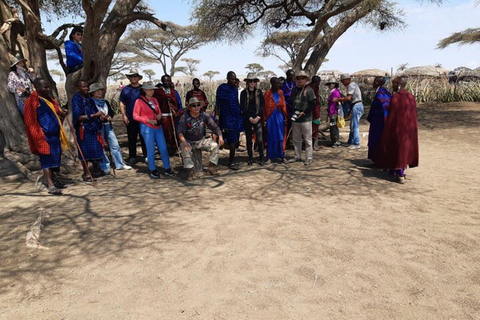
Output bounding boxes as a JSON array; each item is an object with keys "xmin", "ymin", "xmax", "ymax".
[
  {"xmin": 168, "ymin": 103, "xmax": 184, "ymax": 165},
  {"xmin": 65, "ymin": 116, "xmax": 96, "ymax": 186},
  {"xmin": 102, "ymin": 121, "xmax": 116, "ymax": 177}
]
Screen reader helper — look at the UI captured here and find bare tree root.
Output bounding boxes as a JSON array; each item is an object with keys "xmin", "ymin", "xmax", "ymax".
[
  {"xmin": 3, "ymin": 149, "xmax": 37, "ymax": 181},
  {"xmin": 26, "ymin": 208, "xmax": 52, "ymax": 250}
]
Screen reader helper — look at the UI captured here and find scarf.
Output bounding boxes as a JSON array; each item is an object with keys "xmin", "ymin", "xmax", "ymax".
[{"xmin": 39, "ymin": 96, "xmax": 70, "ymax": 151}]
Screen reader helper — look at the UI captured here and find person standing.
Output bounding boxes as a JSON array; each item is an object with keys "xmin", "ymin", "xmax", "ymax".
[
  {"xmin": 178, "ymin": 97, "xmax": 224, "ymax": 180},
  {"xmin": 325, "ymin": 78, "xmax": 342, "ymax": 148},
  {"xmin": 335, "ymin": 74, "xmax": 364, "ymax": 149},
  {"xmin": 375, "ymin": 77, "xmax": 419, "ymax": 184},
  {"xmin": 308, "ymin": 75, "xmax": 322, "ymax": 149},
  {"xmin": 71, "ymin": 80, "xmax": 105, "ymax": 180},
  {"xmin": 154, "ymin": 74, "xmax": 181, "ymax": 150},
  {"xmin": 240, "ymin": 73, "xmax": 264, "ymax": 165},
  {"xmin": 185, "ymin": 78, "xmax": 209, "ymax": 112},
  {"xmin": 263, "ymin": 77, "xmax": 288, "ymax": 164},
  {"xmin": 8, "ymin": 57, "xmax": 35, "ymax": 115},
  {"xmin": 133, "ymin": 82, "xmax": 175, "ymax": 178},
  {"xmin": 24, "ymin": 78, "xmax": 70, "ymax": 195},
  {"xmin": 367, "ymin": 76, "xmax": 392, "ymax": 163},
  {"xmin": 215, "ymin": 71, "xmax": 244, "ymax": 170},
  {"xmin": 119, "ymin": 68, "xmax": 147, "ymax": 166},
  {"xmin": 88, "ymin": 83, "xmax": 132, "ymax": 174},
  {"xmin": 64, "ymin": 26, "xmax": 84, "ymax": 74},
  {"xmin": 281, "ymin": 69, "xmax": 297, "ymax": 121},
  {"xmin": 289, "ymin": 71, "xmax": 316, "ymax": 165}
]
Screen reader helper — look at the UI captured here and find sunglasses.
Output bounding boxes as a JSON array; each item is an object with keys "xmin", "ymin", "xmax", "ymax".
[
  {"xmin": 191, "ymin": 103, "xmax": 202, "ymax": 108},
  {"xmin": 128, "ymin": 75, "xmax": 140, "ymax": 78}
]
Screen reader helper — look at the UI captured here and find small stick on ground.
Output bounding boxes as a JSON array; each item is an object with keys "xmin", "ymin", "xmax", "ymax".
[{"xmin": 26, "ymin": 208, "xmax": 51, "ymax": 250}]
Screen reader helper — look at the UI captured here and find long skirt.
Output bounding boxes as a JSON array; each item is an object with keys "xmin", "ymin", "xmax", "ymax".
[{"xmin": 266, "ymin": 108, "xmax": 286, "ymax": 159}]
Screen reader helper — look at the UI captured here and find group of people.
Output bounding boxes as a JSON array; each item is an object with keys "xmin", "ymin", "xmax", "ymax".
[{"xmin": 13, "ymin": 23, "xmax": 418, "ymax": 193}]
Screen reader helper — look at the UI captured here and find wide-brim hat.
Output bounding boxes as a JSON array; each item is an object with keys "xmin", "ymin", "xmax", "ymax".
[
  {"xmin": 340, "ymin": 73, "xmax": 351, "ymax": 80},
  {"xmin": 125, "ymin": 68, "xmax": 143, "ymax": 79},
  {"xmin": 11, "ymin": 57, "xmax": 27, "ymax": 68},
  {"xmin": 187, "ymin": 97, "xmax": 205, "ymax": 107},
  {"xmin": 324, "ymin": 78, "xmax": 339, "ymax": 85},
  {"xmin": 243, "ymin": 72, "xmax": 260, "ymax": 82},
  {"xmin": 294, "ymin": 70, "xmax": 310, "ymax": 81},
  {"xmin": 141, "ymin": 81, "xmax": 156, "ymax": 90},
  {"xmin": 88, "ymin": 83, "xmax": 106, "ymax": 93}
]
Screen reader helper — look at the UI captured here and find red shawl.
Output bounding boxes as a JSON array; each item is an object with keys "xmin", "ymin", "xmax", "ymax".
[
  {"xmin": 263, "ymin": 89, "xmax": 287, "ymax": 121},
  {"xmin": 24, "ymin": 91, "xmax": 61, "ymax": 155},
  {"xmin": 375, "ymin": 89, "xmax": 419, "ymax": 169},
  {"xmin": 153, "ymin": 86, "xmax": 179, "ymax": 146}
]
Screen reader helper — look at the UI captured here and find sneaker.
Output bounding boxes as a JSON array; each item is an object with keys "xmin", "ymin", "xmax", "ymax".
[
  {"xmin": 128, "ymin": 158, "xmax": 136, "ymax": 166},
  {"xmin": 164, "ymin": 168, "xmax": 175, "ymax": 177},
  {"xmin": 304, "ymin": 159, "xmax": 313, "ymax": 166},
  {"xmin": 331, "ymin": 142, "xmax": 341, "ymax": 148},
  {"xmin": 347, "ymin": 144, "xmax": 361, "ymax": 150},
  {"xmin": 288, "ymin": 158, "xmax": 303, "ymax": 163},
  {"xmin": 282, "ymin": 158, "xmax": 289, "ymax": 164},
  {"xmin": 398, "ymin": 176, "xmax": 406, "ymax": 184},
  {"xmin": 117, "ymin": 164, "xmax": 132, "ymax": 170},
  {"xmin": 150, "ymin": 170, "xmax": 160, "ymax": 179},
  {"xmin": 47, "ymin": 186, "xmax": 62, "ymax": 195}
]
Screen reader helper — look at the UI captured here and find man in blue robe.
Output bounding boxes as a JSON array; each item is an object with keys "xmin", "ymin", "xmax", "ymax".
[{"xmin": 215, "ymin": 71, "xmax": 244, "ymax": 170}]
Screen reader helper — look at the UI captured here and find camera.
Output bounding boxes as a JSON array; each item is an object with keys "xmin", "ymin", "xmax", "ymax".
[
  {"xmin": 291, "ymin": 110, "xmax": 301, "ymax": 122},
  {"xmin": 21, "ymin": 87, "xmax": 31, "ymax": 98}
]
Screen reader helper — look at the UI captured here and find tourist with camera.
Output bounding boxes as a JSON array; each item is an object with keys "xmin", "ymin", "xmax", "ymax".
[
  {"xmin": 8, "ymin": 57, "xmax": 36, "ymax": 116},
  {"xmin": 289, "ymin": 70, "xmax": 316, "ymax": 166}
]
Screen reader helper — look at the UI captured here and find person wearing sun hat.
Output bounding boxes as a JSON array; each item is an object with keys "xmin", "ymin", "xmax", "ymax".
[
  {"xmin": 289, "ymin": 70, "xmax": 316, "ymax": 165},
  {"xmin": 119, "ymin": 68, "xmax": 147, "ymax": 166},
  {"xmin": 8, "ymin": 56, "xmax": 36, "ymax": 115},
  {"xmin": 240, "ymin": 72, "xmax": 265, "ymax": 165},
  {"xmin": 325, "ymin": 77, "xmax": 342, "ymax": 147},
  {"xmin": 334, "ymin": 73, "xmax": 364, "ymax": 149},
  {"xmin": 87, "ymin": 83, "xmax": 132, "ymax": 174},
  {"xmin": 133, "ymin": 81, "xmax": 175, "ymax": 178},
  {"xmin": 177, "ymin": 97, "xmax": 224, "ymax": 180}
]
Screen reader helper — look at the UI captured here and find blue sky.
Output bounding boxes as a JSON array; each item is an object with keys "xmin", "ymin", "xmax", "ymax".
[{"xmin": 44, "ymin": 0, "xmax": 479, "ymax": 80}]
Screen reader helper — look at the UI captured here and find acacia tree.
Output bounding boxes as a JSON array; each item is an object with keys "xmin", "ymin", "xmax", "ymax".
[
  {"xmin": 258, "ymin": 30, "xmax": 319, "ymax": 66},
  {"xmin": 143, "ymin": 69, "xmax": 156, "ymax": 81},
  {"xmin": 193, "ymin": 0, "xmax": 405, "ymax": 75},
  {"xmin": 437, "ymin": 28, "xmax": 480, "ymax": 48},
  {"xmin": 180, "ymin": 58, "xmax": 200, "ymax": 76},
  {"xmin": 122, "ymin": 23, "xmax": 212, "ymax": 76},
  {"xmin": 245, "ymin": 63, "xmax": 264, "ymax": 73},
  {"xmin": 203, "ymin": 70, "xmax": 220, "ymax": 81}
]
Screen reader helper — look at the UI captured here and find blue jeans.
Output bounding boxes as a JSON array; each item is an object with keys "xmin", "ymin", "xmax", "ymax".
[
  {"xmin": 100, "ymin": 123, "xmax": 125, "ymax": 171},
  {"xmin": 140, "ymin": 123, "xmax": 170, "ymax": 171},
  {"xmin": 348, "ymin": 103, "xmax": 364, "ymax": 146}
]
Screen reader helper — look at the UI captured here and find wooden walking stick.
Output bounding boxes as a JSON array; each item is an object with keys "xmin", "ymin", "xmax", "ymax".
[
  {"xmin": 65, "ymin": 117, "xmax": 96, "ymax": 186},
  {"xmin": 167, "ymin": 102, "xmax": 184, "ymax": 164}
]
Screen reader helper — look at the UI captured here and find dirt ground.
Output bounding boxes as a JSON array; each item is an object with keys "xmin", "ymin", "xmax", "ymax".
[{"xmin": 1, "ymin": 102, "xmax": 479, "ymax": 320}]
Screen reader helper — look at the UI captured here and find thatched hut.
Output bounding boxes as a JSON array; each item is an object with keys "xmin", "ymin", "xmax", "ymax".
[
  {"xmin": 398, "ymin": 66, "xmax": 450, "ymax": 78},
  {"xmin": 352, "ymin": 69, "xmax": 390, "ymax": 85},
  {"xmin": 453, "ymin": 67, "xmax": 480, "ymax": 82},
  {"xmin": 317, "ymin": 70, "xmax": 343, "ymax": 81}
]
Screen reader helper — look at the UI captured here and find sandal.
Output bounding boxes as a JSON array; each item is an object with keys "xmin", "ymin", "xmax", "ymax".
[
  {"xmin": 47, "ymin": 186, "xmax": 63, "ymax": 195},
  {"xmin": 228, "ymin": 163, "xmax": 239, "ymax": 170},
  {"xmin": 82, "ymin": 174, "xmax": 96, "ymax": 182}
]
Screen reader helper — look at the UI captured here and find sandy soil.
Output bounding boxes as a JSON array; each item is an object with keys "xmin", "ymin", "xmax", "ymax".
[{"xmin": 1, "ymin": 102, "xmax": 479, "ymax": 320}]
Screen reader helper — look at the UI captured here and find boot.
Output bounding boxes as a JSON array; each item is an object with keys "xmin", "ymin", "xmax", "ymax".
[
  {"xmin": 207, "ymin": 162, "xmax": 220, "ymax": 176},
  {"xmin": 185, "ymin": 168, "xmax": 194, "ymax": 181}
]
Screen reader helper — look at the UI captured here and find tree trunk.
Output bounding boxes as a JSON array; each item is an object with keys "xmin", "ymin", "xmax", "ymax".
[{"xmin": 0, "ymin": 0, "xmax": 40, "ymax": 177}]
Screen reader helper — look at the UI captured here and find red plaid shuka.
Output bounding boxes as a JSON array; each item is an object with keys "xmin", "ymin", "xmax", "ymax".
[{"xmin": 23, "ymin": 91, "xmax": 61, "ymax": 155}]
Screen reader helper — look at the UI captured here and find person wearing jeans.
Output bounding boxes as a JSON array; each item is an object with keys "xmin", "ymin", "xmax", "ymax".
[
  {"xmin": 240, "ymin": 72, "xmax": 264, "ymax": 165},
  {"xmin": 335, "ymin": 74, "xmax": 364, "ymax": 149},
  {"xmin": 87, "ymin": 83, "xmax": 132, "ymax": 174},
  {"xmin": 133, "ymin": 82, "xmax": 174, "ymax": 179}
]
